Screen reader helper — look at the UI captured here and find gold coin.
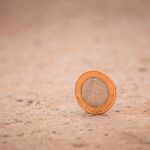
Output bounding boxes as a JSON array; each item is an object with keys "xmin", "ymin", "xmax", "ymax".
[{"xmin": 75, "ymin": 71, "xmax": 116, "ymax": 114}]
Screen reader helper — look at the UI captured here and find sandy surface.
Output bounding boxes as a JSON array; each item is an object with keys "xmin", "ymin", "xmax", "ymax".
[{"xmin": 0, "ymin": 0, "xmax": 150, "ymax": 150}]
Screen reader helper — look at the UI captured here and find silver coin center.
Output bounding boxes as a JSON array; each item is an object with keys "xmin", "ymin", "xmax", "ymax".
[{"xmin": 81, "ymin": 77, "xmax": 108, "ymax": 107}]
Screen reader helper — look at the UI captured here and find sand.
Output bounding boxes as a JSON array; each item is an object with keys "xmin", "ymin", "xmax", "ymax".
[{"xmin": 0, "ymin": 0, "xmax": 150, "ymax": 150}]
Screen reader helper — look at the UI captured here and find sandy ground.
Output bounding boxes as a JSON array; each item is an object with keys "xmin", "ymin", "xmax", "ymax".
[{"xmin": 0, "ymin": 0, "xmax": 150, "ymax": 150}]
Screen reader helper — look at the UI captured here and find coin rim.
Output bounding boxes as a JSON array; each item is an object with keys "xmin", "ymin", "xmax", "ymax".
[{"xmin": 75, "ymin": 71, "xmax": 116, "ymax": 114}]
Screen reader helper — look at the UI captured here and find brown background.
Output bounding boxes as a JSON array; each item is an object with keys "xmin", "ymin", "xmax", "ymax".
[{"xmin": 0, "ymin": 0, "xmax": 150, "ymax": 150}]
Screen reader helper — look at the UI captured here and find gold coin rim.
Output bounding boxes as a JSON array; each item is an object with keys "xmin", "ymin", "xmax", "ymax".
[{"xmin": 75, "ymin": 71, "xmax": 116, "ymax": 114}]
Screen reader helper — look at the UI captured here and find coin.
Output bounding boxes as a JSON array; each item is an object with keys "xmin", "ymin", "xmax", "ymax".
[{"xmin": 75, "ymin": 71, "xmax": 116, "ymax": 114}]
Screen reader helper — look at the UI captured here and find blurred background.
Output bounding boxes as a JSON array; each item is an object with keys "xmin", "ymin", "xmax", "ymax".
[{"xmin": 0, "ymin": 0, "xmax": 150, "ymax": 150}]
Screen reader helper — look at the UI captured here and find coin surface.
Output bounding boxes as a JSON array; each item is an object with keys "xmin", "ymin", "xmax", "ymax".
[
  {"xmin": 81, "ymin": 77, "xmax": 109, "ymax": 107},
  {"xmin": 75, "ymin": 71, "xmax": 116, "ymax": 114}
]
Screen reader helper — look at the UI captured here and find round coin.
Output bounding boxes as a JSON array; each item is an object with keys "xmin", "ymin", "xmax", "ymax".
[{"xmin": 75, "ymin": 71, "xmax": 116, "ymax": 114}]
